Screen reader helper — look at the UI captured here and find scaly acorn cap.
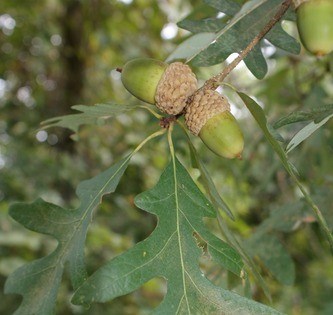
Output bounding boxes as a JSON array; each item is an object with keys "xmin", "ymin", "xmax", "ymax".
[
  {"xmin": 185, "ymin": 90, "xmax": 244, "ymax": 159},
  {"xmin": 185, "ymin": 90, "xmax": 230, "ymax": 136},
  {"xmin": 155, "ymin": 62, "xmax": 197, "ymax": 115},
  {"xmin": 121, "ymin": 58, "xmax": 197, "ymax": 115}
]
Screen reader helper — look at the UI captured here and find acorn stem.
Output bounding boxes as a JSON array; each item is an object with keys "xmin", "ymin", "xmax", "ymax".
[
  {"xmin": 139, "ymin": 105, "xmax": 163, "ymax": 119},
  {"xmin": 159, "ymin": 113, "xmax": 183, "ymax": 129}
]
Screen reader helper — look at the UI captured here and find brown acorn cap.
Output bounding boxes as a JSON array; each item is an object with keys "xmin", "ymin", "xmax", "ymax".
[
  {"xmin": 185, "ymin": 90, "xmax": 231, "ymax": 136},
  {"xmin": 292, "ymin": 0, "xmax": 308, "ymax": 9},
  {"xmin": 155, "ymin": 62, "xmax": 198, "ymax": 115}
]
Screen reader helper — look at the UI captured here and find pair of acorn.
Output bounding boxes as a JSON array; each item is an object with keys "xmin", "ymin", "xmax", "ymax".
[
  {"xmin": 121, "ymin": 58, "xmax": 244, "ymax": 159},
  {"xmin": 119, "ymin": 0, "xmax": 333, "ymax": 160}
]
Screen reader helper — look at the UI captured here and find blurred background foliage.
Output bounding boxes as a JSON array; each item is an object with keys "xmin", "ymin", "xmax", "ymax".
[{"xmin": 0, "ymin": 0, "xmax": 333, "ymax": 314}]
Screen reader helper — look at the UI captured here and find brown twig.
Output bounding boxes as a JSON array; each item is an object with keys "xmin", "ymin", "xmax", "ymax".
[
  {"xmin": 121, "ymin": 1, "xmax": 292, "ymax": 130},
  {"xmin": 201, "ymin": 0, "xmax": 293, "ymax": 92}
]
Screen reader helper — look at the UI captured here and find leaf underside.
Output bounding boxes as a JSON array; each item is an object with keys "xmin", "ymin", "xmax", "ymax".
[
  {"xmin": 40, "ymin": 103, "xmax": 135, "ymax": 135},
  {"xmin": 286, "ymin": 113, "xmax": 333, "ymax": 153},
  {"xmin": 72, "ymin": 157, "xmax": 283, "ymax": 314}
]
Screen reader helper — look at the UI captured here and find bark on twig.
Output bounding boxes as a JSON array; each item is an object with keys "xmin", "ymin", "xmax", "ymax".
[
  {"xmin": 162, "ymin": 0, "xmax": 293, "ymax": 125},
  {"xmin": 201, "ymin": 0, "xmax": 292, "ymax": 92}
]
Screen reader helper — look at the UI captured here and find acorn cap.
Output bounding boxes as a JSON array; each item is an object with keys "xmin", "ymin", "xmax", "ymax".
[
  {"xmin": 184, "ymin": 90, "xmax": 230, "ymax": 136},
  {"xmin": 155, "ymin": 62, "xmax": 198, "ymax": 115}
]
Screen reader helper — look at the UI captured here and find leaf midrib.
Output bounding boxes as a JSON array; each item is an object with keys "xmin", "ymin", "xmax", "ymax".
[{"xmin": 172, "ymin": 157, "xmax": 191, "ymax": 314}]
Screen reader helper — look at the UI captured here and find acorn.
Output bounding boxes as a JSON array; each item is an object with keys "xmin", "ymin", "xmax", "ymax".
[
  {"xmin": 294, "ymin": 0, "xmax": 333, "ymax": 56},
  {"xmin": 185, "ymin": 90, "xmax": 244, "ymax": 159},
  {"xmin": 121, "ymin": 58, "xmax": 197, "ymax": 115}
]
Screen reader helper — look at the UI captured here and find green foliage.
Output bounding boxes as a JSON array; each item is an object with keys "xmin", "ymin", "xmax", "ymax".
[
  {"xmin": 2, "ymin": 0, "xmax": 333, "ymax": 314},
  {"xmin": 5, "ymin": 155, "xmax": 132, "ymax": 314},
  {"xmin": 41, "ymin": 103, "xmax": 136, "ymax": 135},
  {"xmin": 243, "ymin": 202, "xmax": 307, "ymax": 286},
  {"xmin": 237, "ymin": 92, "xmax": 292, "ymax": 172},
  {"xmin": 187, "ymin": 131, "xmax": 235, "ymax": 220},
  {"xmin": 273, "ymin": 104, "xmax": 333, "ymax": 128},
  {"xmin": 286, "ymin": 113, "xmax": 333, "ymax": 153},
  {"xmin": 238, "ymin": 92, "xmax": 333, "ymax": 250},
  {"xmin": 246, "ymin": 233, "xmax": 295, "ymax": 285},
  {"xmin": 174, "ymin": 0, "xmax": 300, "ymax": 78},
  {"xmin": 72, "ymin": 157, "xmax": 262, "ymax": 314}
]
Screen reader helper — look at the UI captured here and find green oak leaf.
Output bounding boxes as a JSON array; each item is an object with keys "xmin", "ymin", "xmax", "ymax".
[
  {"xmin": 273, "ymin": 104, "xmax": 333, "ymax": 128},
  {"xmin": 179, "ymin": 124, "xmax": 272, "ymax": 299},
  {"xmin": 40, "ymin": 102, "xmax": 135, "ymax": 134},
  {"xmin": 166, "ymin": 33, "xmax": 217, "ymax": 64},
  {"xmin": 203, "ymin": 0, "xmax": 241, "ymax": 16},
  {"xmin": 237, "ymin": 91, "xmax": 333, "ymax": 252},
  {"xmin": 72, "ymin": 157, "xmax": 283, "ymax": 314},
  {"xmin": 177, "ymin": 18, "xmax": 226, "ymax": 34},
  {"xmin": 244, "ymin": 202, "xmax": 307, "ymax": 286},
  {"xmin": 177, "ymin": 0, "xmax": 300, "ymax": 79},
  {"xmin": 256, "ymin": 202, "xmax": 308, "ymax": 233},
  {"xmin": 4, "ymin": 155, "xmax": 132, "ymax": 315},
  {"xmin": 186, "ymin": 132, "xmax": 235, "ymax": 220},
  {"xmin": 237, "ymin": 91, "xmax": 293, "ymax": 174},
  {"xmin": 286, "ymin": 113, "xmax": 333, "ymax": 153},
  {"xmin": 245, "ymin": 233, "xmax": 295, "ymax": 286}
]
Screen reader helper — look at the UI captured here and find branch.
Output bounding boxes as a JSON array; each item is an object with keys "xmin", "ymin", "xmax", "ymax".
[{"xmin": 201, "ymin": 0, "xmax": 293, "ymax": 92}]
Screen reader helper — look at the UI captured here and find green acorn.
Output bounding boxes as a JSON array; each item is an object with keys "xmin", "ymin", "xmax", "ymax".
[
  {"xmin": 121, "ymin": 58, "xmax": 197, "ymax": 115},
  {"xmin": 185, "ymin": 90, "xmax": 244, "ymax": 159},
  {"xmin": 294, "ymin": 0, "xmax": 333, "ymax": 56}
]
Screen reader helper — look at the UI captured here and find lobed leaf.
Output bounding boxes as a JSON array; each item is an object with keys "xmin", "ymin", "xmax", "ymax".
[
  {"xmin": 40, "ymin": 102, "xmax": 135, "ymax": 134},
  {"xmin": 186, "ymin": 134, "xmax": 234, "ymax": 220},
  {"xmin": 177, "ymin": 0, "xmax": 300, "ymax": 79},
  {"xmin": 166, "ymin": 33, "xmax": 216, "ymax": 63},
  {"xmin": 203, "ymin": 0, "xmax": 241, "ymax": 16},
  {"xmin": 4, "ymin": 154, "xmax": 133, "ymax": 314},
  {"xmin": 180, "ymin": 123, "xmax": 273, "ymax": 299},
  {"xmin": 72, "ymin": 157, "xmax": 283, "ymax": 314},
  {"xmin": 177, "ymin": 18, "xmax": 227, "ymax": 34}
]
